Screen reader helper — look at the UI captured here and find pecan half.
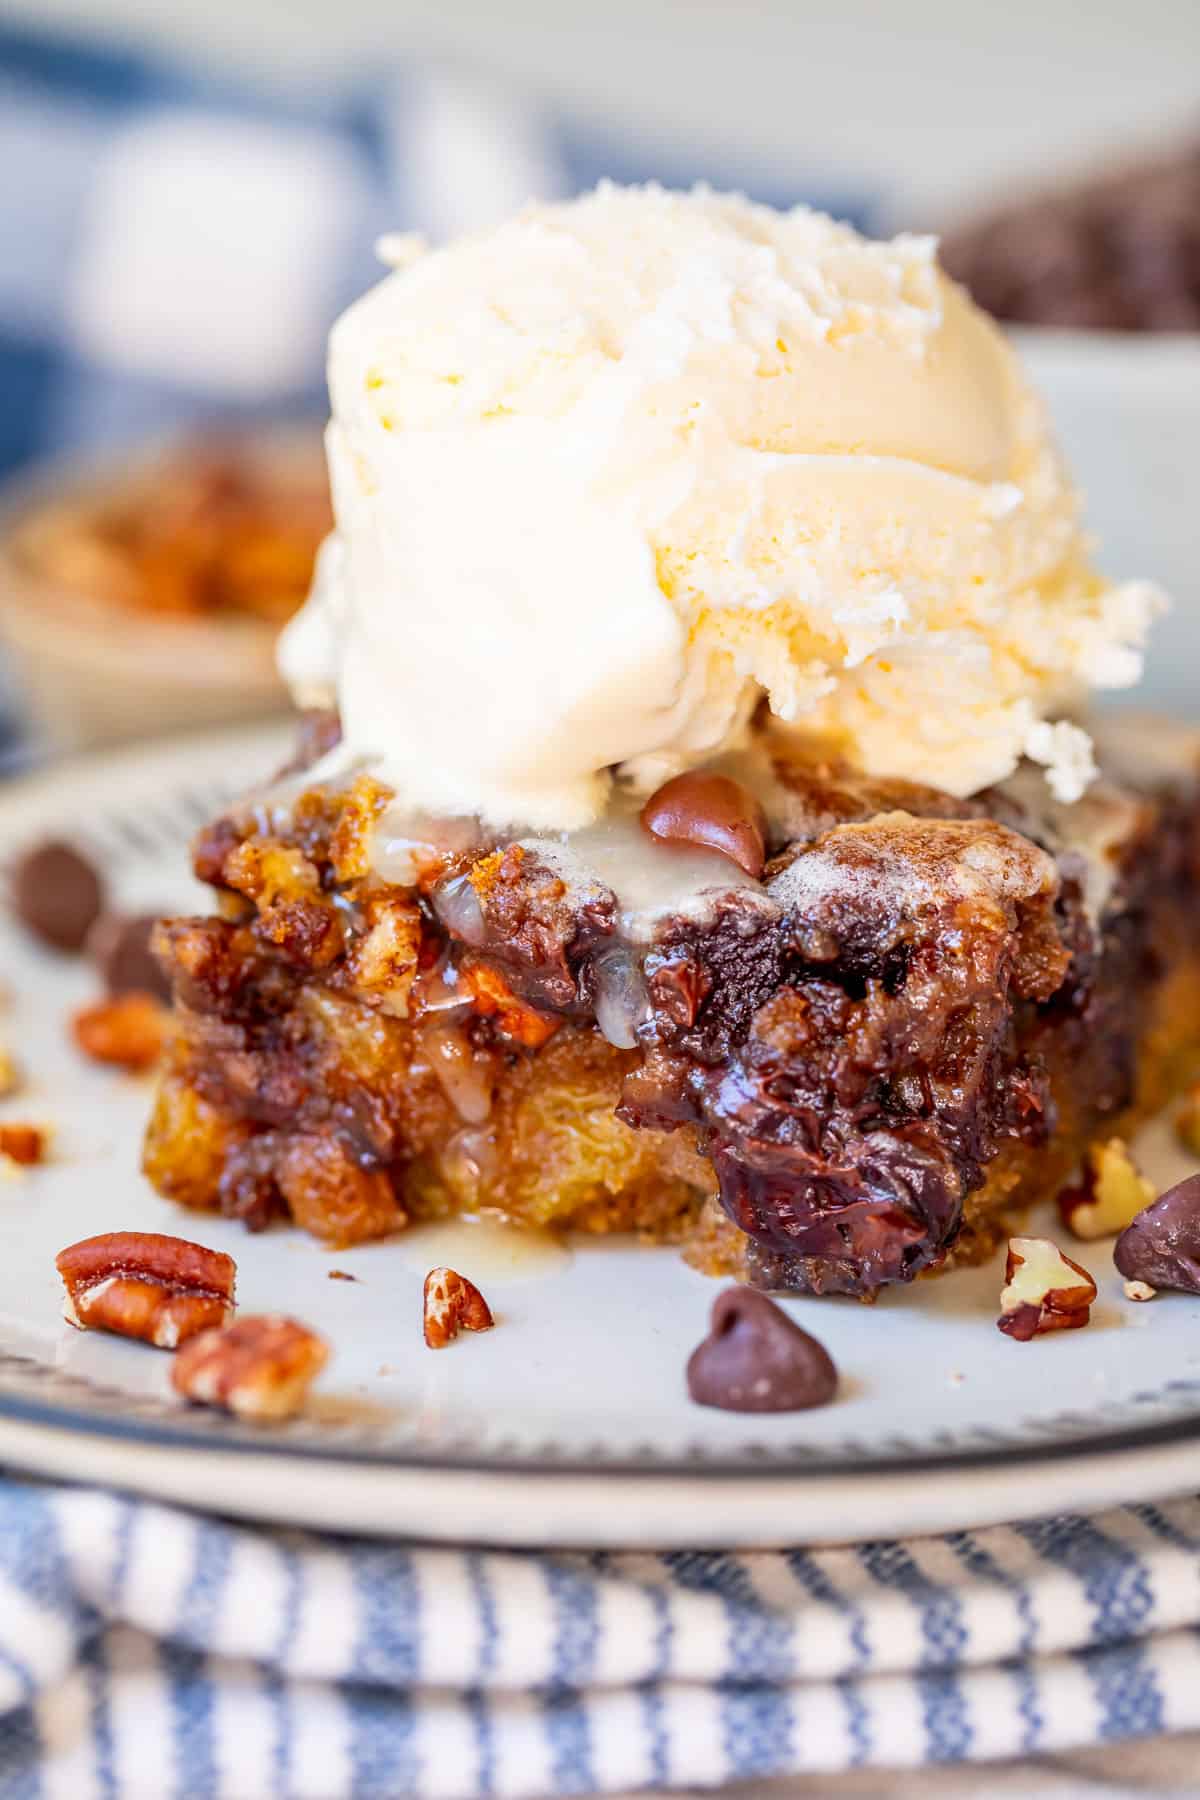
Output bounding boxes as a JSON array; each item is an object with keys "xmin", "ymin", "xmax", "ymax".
[
  {"xmin": 423, "ymin": 1267, "xmax": 495, "ymax": 1348},
  {"xmin": 172, "ymin": 1315, "xmax": 328, "ymax": 1419},
  {"xmin": 72, "ymin": 993, "xmax": 165, "ymax": 1070},
  {"xmin": 56, "ymin": 1230, "xmax": 236, "ymax": 1348}
]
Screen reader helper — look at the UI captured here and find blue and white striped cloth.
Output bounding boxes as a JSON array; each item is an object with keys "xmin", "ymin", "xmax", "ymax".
[
  {"xmin": 3, "ymin": 1480, "xmax": 1200, "ymax": 1797},
  {"xmin": 0, "ymin": 23, "xmax": 874, "ymax": 485}
]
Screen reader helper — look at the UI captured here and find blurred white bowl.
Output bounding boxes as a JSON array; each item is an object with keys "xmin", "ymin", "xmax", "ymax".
[
  {"xmin": 1014, "ymin": 329, "xmax": 1200, "ymax": 720},
  {"xmin": 0, "ymin": 428, "xmax": 328, "ymax": 755}
]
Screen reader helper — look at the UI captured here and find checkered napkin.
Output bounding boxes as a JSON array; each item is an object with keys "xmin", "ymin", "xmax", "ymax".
[
  {"xmin": 2, "ymin": 1481, "xmax": 1200, "ymax": 1797},
  {"xmin": 0, "ymin": 22, "xmax": 873, "ymax": 485}
]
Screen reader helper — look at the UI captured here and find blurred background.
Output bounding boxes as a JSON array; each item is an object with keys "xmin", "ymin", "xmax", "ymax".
[{"xmin": 0, "ymin": 0, "xmax": 1197, "ymax": 760}]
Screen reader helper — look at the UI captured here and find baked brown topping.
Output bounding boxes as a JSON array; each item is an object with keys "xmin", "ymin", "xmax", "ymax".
[
  {"xmin": 997, "ymin": 1236, "xmax": 1096, "ymax": 1341},
  {"xmin": 641, "ymin": 771, "xmax": 767, "ymax": 878},
  {"xmin": 218, "ymin": 1131, "xmax": 406, "ymax": 1246},
  {"xmin": 13, "ymin": 840, "xmax": 105, "ymax": 952},
  {"xmin": 686, "ymin": 1287, "xmax": 838, "ymax": 1412},
  {"xmin": 423, "ymin": 1267, "xmax": 495, "ymax": 1348},
  {"xmin": 172, "ymin": 1315, "xmax": 328, "ymax": 1419},
  {"xmin": 141, "ymin": 715, "xmax": 1200, "ymax": 1298},
  {"xmin": 1114, "ymin": 1174, "xmax": 1200, "ymax": 1296},
  {"xmin": 56, "ymin": 1230, "xmax": 236, "ymax": 1348}
]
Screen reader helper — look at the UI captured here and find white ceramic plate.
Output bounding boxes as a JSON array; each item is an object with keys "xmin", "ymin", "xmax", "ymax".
[{"xmin": 1, "ymin": 726, "xmax": 1199, "ymax": 1548}]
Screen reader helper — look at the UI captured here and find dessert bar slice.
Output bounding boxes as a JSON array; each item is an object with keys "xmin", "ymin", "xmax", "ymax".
[{"xmin": 144, "ymin": 717, "xmax": 1200, "ymax": 1299}]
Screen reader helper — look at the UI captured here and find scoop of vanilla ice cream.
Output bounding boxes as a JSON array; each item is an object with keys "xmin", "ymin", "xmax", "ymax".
[{"xmin": 281, "ymin": 183, "xmax": 1163, "ymax": 827}]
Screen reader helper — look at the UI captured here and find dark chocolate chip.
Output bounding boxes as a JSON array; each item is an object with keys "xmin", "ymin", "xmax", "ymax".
[
  {"xmin": 641, "ymin": 771, "xmax": 767, "ymax": 878},
  {"xmin": 1114, "ymin": 1174, "xmax": 1200, "ymax": 1295},
  {"xmin": 686, "ymin": 1286, "xmax": 838, "ymax": 1413},
  {"xmin": 86, "ymin": 912, "xmax": 172, "ymax": 1002},
  {"xmin": 12, "ymin": 840, "xmax": 105, "ymax": 952}
]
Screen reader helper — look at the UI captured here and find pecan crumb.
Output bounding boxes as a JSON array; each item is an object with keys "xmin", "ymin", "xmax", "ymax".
[
  {"xmin": 423, "ymin": 1267, "xmax": 495, "ymax": 1349},
  {"xmin": 0, "ymin": 1124, "xmax": 47, "ymax": 1166},
  {"xmin": 0, "ymin": 1046, "xmax": 23, "ymax": 1098},
  {"xmin": 328, "ymin": 1268, "xmax": 358, "ymax": 1282},
  {"xmin": 172, "ymin": 1315, "xmax": 328, "ymax": 1420},
  {"xmin": 72, "ymin": 993, "xmax": 165, "ymax": 1070}
]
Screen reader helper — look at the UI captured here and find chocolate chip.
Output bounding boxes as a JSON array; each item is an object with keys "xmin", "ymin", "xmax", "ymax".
[
  {"xmin": 686, "ymin": 1287, "xmax": 838, "ymax": 1413},
  {"xmin": 641, "ymin": 772, "xmax": 767, "ymax": 878},
  {"xmin": 12, "ymin": 841, "xmax": 106, "ymax": 951},
  {"xmin": 1114, "ymin": 1174, "xmax": 1200, "ymax": 1295},
  {"xmin": 86, "ymin": 913, "xmax": 171, "ymax": 1002}
]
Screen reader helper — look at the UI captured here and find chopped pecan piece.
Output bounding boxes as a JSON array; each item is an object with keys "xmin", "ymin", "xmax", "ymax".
[
  {"xmin": 56, "ymin": 1231, "xmax": 236, "ymax": 1348},
  {"xmin": 344, "ymin": 895, "xmax": 422, "ymax": 1015},
  {"xmin": 459, "ymin": 963, "xmax": 559, "ymax": 1048},
  {"xmin": 1057, "ymin": 1138, "xmax": 1156, "ymax": 1240},
  {"xmin": 997, "ymin": 1236, "xmax": 1097, "ymax": 1341},
  {"xmin": 0, "ymin": 1124, "xmax": 47, "ymax": 1166},
  {"xmin": 72, "ymin": 993, "xmax": 165, "ymax": 1070},
  {"xmin": 223, "ymin": 842, "xmax": 343, "ymax": 970},
  {"xmin": 172, "ymin": 1315, "xmax": 328, "ymax": 1419},
  {"xmin": 224, "ymin": 841, "xmax": 321, "ymax": 906},
  {"xmin": 329, "ymin": 775, "xmax": 391, "ymax": 883},
  {"xmin": 423, "ymin": 1267, "xmax": 495, "ymax": 1348}
]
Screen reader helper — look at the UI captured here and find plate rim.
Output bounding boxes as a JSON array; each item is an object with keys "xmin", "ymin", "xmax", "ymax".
[
  {"xmin": 3, "ymin": 1405, "xmax": 1200, "ymax": 1548},
  {"xmin": 4, "ymin": 1341, "xmax": 1200, "ymax": 1482}
]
